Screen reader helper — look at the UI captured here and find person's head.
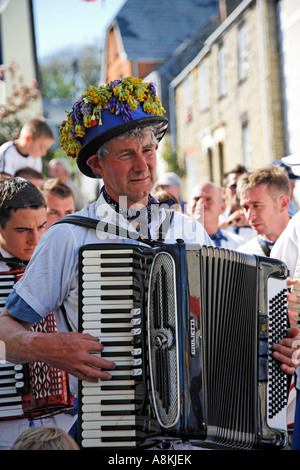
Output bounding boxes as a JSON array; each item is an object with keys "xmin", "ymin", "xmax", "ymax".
[
  {"xmin": 189, "ymin": 181, "xmax": 226, "ymax": 234},
  {"xmin": 15, "ymin": 167, "xmax": 45, "ymax": 187},
  {"xmin": 155, "ymin": 172, "xmax": 182, "ymax": 199},
  {"xmin": 59, "ymin": 77, "xmax": 168, "ymax": 207},
  {"xmin": 237, "ymin": 166, "xmax": 291, "ymax": 241},
  {"xmin": 40, "ymin": 178, "xmax": 75, "ymax": 229},
  {"xmin": 17, "ymin": 118, "xmax": 54, "ymax": 158},
  {"xmin": 152, "ymin": 189, "xmax": 182, "ymax": 212},
  {"xmin": 222, "ymin": 164, "xmax": 249, "ymax": 211},
  {"xmin": 272, "ymin": 160, "xmax": 300, "ymax": 199},
  {"xmin": 11, "ymin": 426, "xmax": 79, "ymax": 450},
  {"xmin": 88, "ymin": 126, "xmax": 158, "ymax": 206},
  {"xmin": 47, "ymin": 158, "xmax": 71, "ymax": 183},
  {"xmin": 0, "ymin": 177, "xmax": 47, "ymax": 260}
]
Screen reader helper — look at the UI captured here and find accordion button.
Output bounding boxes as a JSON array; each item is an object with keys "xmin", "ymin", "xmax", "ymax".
[
  {"xmin": 131, "ymin": 328, "xmax": 142, "ymax": 336},
  {"xmin": 131, "ymin": 308, "xmax": 141, "ymax": 316},
  {"xmin": 14, "ymin": 372, "xmax": 24, "ymax": 380},
  {"xmin": 131, "ymin": 348, "xmax": 142, "ymax": 356},
  {"xmin": 132, "ymin": 358, "xmax": 142, "ymax": 366}
]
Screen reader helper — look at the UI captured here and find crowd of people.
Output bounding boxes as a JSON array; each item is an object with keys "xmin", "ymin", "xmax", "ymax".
[{"xmin": 0, "ymin": 76, "xmax": 299, "ymax": 451}]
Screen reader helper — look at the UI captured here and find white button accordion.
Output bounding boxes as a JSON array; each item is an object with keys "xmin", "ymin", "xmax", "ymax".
[{"xmin": 78, "ymin": 242, "xmax": 289, "ymax": 450}]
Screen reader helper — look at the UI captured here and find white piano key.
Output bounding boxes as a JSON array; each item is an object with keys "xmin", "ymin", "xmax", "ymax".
[
  {"xmin": 81, "ymin": 418, "xmax": 135, "ymax": 429},
  {"xmin": 82, "ymin": 387, "xmax": 135, "ymax": 397},
  {"xmin": 82, "ymin": 320, "xmax": 132, "ymax": 329},
  {"xmin": 82, "ymin": 393, "xmax": 129, "ymax": 403},
  {"xmin": 82, "ymin": 329, "xmax": 132, "ymax": 338},
  {"xmin": 0, "ymin": 378, "xmax": 16, "ymax": 386},
  {"xmin": 0, "ymin": 368, "xmax": 15, "ymax": 377},
  {"xmin": 82, "ymin": 393, "xmax": 134, "ymax": 404},
  {"xmin": 82, "ymin": 428, "xmax": 136, "ymax": 438},
  {"xmin": 82, "ymin": 298, "xmax": 134, "ymax": 306},
  {"xmin": 83, "ymin": 266, "xmax": 133, "ymax": 274},
  {"xmin": 81, "ymin": 439, "xmax": 136, "ymax": 448},
  {"xmin": 82, "ymin": 379, "xmax": 136, "ymax": 389},
  {"xmin": 0, "ymin": 405, "xmax": 24, "ymax": 418},
  {"xmin": 89, "ymin": 335, "xmax": 133, "ymax": 343},
  {"xmin": 0, "ymin": 289, "xmax": 14, "ymax": 295},
  {"xmin": 82, "ymin": 273, "xmax": 133, "ymax": 282},
  {"xmin": 82, "ymin": 280, "xmax": 133, "ymax": 288},
  {"xmin": 82, "ymin": 313, "xmax": 134, "ymax": 321},
  {"xmin": 82, "ymin": 249, "xmax": 134, "ymax": 257},
  {"xmin": 82, "ymin": 305, "xmax": 133, "ymax": 313},
  {"xmin": 0, "ymin": 395, "xmax": 22, "ymax": 404},
  {"xmin": 82, "ymin": 403, "xmax": 136, "ymax": 413},
  {"xmin": 82, "ymin": 288, "xmax": 134, "ymax": 297},
  {"xmin": 0, "ymin": 386, "xmax": 21, "ymax": 396},
  {"xmin": 81, "ymin": 412, "xmax": 136, "ymax": 423}
]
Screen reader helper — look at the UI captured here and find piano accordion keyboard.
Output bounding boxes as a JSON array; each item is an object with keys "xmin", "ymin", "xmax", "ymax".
[{"xmin": 79, "ymin": 248, "xmax": 145, "ymax": 448}]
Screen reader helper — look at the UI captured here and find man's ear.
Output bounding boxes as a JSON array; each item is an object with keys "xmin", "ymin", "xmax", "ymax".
[
  {"xmin": 87, "ymin": 155, "xmax": 103, "ymax": 177},
  {"xmin": 279, "ymin": 194, "xmax": 290, "ymax": 212}
]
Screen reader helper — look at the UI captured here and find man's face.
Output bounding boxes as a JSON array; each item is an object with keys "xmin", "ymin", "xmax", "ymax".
[
  {"xmin": 190, "ymin": 183, "xmax": 224, "ymax": 227},
  {"xmin": 223, "ymin": 173, "xmax": 240, "ymax": 208},
  {"xmin": 0, "ymin": 207, "xmax": 47, "ymax": 261},
  {"xmin": 45, "ymin": 193, "xmax": 75, "ymax": 229},
  {"xmin": 88, "ymin": 132, "xmax": 157, "ymax": 207},
  {"xmin": 239, "ymin": 183, "xmax": 283, "ymax": 239}
]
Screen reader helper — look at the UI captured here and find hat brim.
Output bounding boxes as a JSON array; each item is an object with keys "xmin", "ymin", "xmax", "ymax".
[
  {"xmin": 281, "ymin": 154, "xmax": 300, "ymax": 166},
  {"xmin": 77, "ymin": 115, "xmax": 168, "ymax": 178}
]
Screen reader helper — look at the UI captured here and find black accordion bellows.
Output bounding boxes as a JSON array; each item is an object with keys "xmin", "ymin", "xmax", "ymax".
[{"xmin": 78, "ymin": 242, "xmax": 289, "ymax": 450}]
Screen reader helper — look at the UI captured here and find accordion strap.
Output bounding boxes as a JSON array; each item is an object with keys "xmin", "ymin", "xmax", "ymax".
[{"xmin": 54, "ymin": 214, "xmax": 174, "ymax": 244}]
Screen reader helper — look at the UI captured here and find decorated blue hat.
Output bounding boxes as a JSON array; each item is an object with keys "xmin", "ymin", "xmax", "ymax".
[{"xmin": 59, "ymin": 77, "xmax": 168, "ymax": 178}]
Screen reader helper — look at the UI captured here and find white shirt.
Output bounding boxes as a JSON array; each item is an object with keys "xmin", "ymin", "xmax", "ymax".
[
  {"xmin": 237, "ymin": 236, "xmax": 273, "ymax": 257},
  {"xmin": 0, "ymin": 141, "xmax": 42, "ymax": 176},
  {"xmin": 210, "ymin": 228, "xmax": 244, "ymax": 250}
]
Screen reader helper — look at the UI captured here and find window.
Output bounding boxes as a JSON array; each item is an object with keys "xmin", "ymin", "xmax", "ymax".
[
  {"xmin": 184, "ymin": 75, "xmax": 193, "ymax": 121},
  {"xmin": 238, "ymin": 23, "xmax": 249, "ymax": 82},
  {"xmin": 198, "ymin": 59, "xmax": 209, "ymax": 111},
  {"xmin": 218, "ymin": 43, "xmax": 226, "ymax": 97},
  {"xmin": 242, "ymin": 121, "xmax": 251, "ymax": 167}
]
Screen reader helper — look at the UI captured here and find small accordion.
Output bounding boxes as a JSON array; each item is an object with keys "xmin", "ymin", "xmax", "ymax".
[
  {"xmin": 0, "ymin": 270, "xmax": 73, "ymax": 420},
  {"xmin": 78, "ymin": 242, "xmax": 289, "ymax": 450}
]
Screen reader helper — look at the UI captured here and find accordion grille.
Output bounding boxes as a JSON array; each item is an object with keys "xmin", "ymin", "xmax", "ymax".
[{"xmin": 148, "ymin": 252, "xmax": 179, "ymax": 428}]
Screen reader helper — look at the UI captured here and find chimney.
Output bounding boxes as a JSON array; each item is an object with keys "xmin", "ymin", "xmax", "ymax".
[{"xmin": 219, "ymin": 0, "xmax": 241, "ymax": 21}]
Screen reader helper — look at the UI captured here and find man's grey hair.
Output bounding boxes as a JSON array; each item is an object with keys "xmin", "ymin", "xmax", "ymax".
[{"xmin": 96, "ymin": 126, "xmax": 159, "ymax": 159}]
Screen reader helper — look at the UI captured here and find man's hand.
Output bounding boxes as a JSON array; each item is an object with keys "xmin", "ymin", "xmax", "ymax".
[
  {"xmin": 36, "ymin": 331, "xmax": 116, "ymax": 382},
  {"xmin": 273, "ymin": 327, "xmax": 300, "ymax": 375}
]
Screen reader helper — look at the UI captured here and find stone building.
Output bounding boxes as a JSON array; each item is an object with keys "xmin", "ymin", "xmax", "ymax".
[{"xmin": 170, "ymin": 0, "xmax": 286, "ymax": 194}]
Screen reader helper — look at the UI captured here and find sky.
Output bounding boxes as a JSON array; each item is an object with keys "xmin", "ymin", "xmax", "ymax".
[{"xmin": 32, "ymin": 0, "xmax": 126, "ymax": 61}]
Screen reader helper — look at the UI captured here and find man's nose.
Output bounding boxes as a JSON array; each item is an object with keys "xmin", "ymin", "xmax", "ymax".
[
  {"xmin": 246, "ymin": 207, "xmax": 256, "ymax": 221},
  {"xmin": 133, "ymin": 153, "xmax": 148, "ymax": 172},
  {"xmin": 28, "ymin": 230, "xmax": 39, "ymax": 245}
]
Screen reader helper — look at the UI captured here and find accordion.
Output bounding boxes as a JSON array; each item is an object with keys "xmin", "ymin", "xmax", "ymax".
[
  {"xmin": 78, "ymin": 242, "xmax": 289, "ymax": 450},
  {"xmin": 0, "ymin": 270, "xmax": 73, "ymax": 420}
]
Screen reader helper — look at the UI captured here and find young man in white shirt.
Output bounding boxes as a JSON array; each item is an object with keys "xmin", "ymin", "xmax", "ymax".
[{"xmin": 236, "ymin": 166, "xmax": 291, "ymax": 257}]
